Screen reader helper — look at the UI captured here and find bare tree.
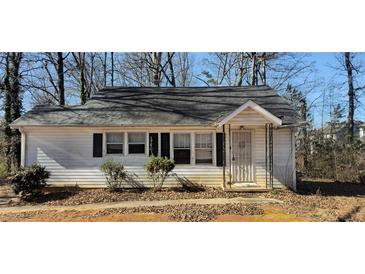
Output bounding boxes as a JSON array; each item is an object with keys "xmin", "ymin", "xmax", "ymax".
[
  {"xmin": 175, "ymin": 53, "xmax": 193, "ymax": 87},
  {"xmin": 71, "ymin": 52, "xmax": 87, "ymax": 104},
  {"xmin": 1, "ymin": 52, "xmax": 23, "ymax": 171},
  {"xmin": 344, "ymin": 52, "xmax": 355, "ymax": 141},
  {"xmin": 198, "ymin": 52, "xmax": 313, "ymax": 91},
  {"xmin": 111, "ymin": 52, "xmax": 114, "ymax": 86},
  {"xmin": 332, "ymin": 52, "xmax": 365, "ymax": 143},
  {"xmin": 22, "ymin": 52, "xmax": 69, "ymax": 106},
  {"xmin": 57, "ymin": 52, "xmax": 65, "ymax": 105},
  {"xmin": 103, "ymin": 52, "xmax": 107, "ymax": 87},
  {"xmin": 118, "ymin": 52, "xmax": 185, "ymax": 87}
]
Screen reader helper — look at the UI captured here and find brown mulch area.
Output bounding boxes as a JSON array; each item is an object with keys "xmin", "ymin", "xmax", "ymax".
[
  {"xmin": 17, "ymin": 187, "xmax": 256, "ymax": 207},
  {"xmin": 0, "ymin": 203, "xmax": 264, "ymax": 222}
]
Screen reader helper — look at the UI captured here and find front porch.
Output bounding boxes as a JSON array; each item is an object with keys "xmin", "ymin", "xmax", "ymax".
[{"xmin": 220, "ymin": 123, "xmax": 275, "ymax": 192}]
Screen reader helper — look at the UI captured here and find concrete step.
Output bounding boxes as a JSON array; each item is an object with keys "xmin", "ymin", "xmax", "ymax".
[{"xmin": 224, "ymin": 186, "xmax": 271, "ymax": 192}]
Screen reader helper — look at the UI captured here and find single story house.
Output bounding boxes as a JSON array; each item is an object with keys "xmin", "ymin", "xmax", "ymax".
[{"xmin": 11, "ymin": 86, "xmax": 300, "ymax": 191}]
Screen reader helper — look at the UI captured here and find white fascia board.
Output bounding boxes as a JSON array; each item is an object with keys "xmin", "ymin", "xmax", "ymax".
[{"xmin": 216, "ymin": 100, "xmax": 282, "ymax": 127}]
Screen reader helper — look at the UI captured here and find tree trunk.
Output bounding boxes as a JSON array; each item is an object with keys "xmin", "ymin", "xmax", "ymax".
[
  {"xmin": 111, "ymin": 52, "xmax": 114, "ymax": 86},
  {"xmin": 57, "ymin": 52, "xmax": 65, "ymax": 106},
  {"xmin": 236, "ymin": 53, "xmax": 246, "ymax": 86},
  {"xmin": 167, "ymin": 52, "xmax": 176, "ymax": 87},
  {"xmin": 152, "ymin": 52, "xmax": 162, "ymax": 87},
  {"xmin": 90, "ymin": 53, "xmax": 95, "ymax": 96},
  {"xmin": 3, "ymin": 52, "xmax": 23, "ymax": 171},
  {"xmin": 250, "ymin": 52, "xmax": 258, "ymax": 85},
  {"xmin": 3, "ymin": 53, "xmax": 12, "ymax": 173},
  {"xmin": 73, "ymin": 52, "xmax": 87, "ymax": 104},
  {"xmin": 178, "ymin": 53, "xmax": 189, "ymax": 87},
  {"xmin": 301, "ymin": 99, "xmax": 309, "ymax": 170},
  {"xmin": 80, "ymin": 53, "xmax": 87, "ymax": 104},
  {"xmin": 261, "ymin": 57, "xmax": 267, "ymax": 85},
  {"xmin": 344, "ymin": 52, "xmax": 355, "ymax": 142},
  {"xmin": 103, "ymin": 52, "xmax": 107, "ymax": 87},
  {"xmin": 9, "ymin": 53, "xmax": 23, "ymax": 168}
]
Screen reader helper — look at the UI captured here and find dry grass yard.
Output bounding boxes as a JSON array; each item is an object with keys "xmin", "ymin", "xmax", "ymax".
[{"xmin": 1, "ymin": 180, "xmax": 365, "ymax": 222}]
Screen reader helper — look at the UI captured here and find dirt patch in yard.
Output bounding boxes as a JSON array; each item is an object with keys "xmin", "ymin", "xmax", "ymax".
[
  {"xmin": 214, "ymin": 204, "xmax": 312, "ymax": 222},
  {"xmin": 0, "ymin": 203, "xmax": 264, "ymax": 222},
  {"xmin": 0, "ymin": 211, "xmax": 172, "ymax": 222},
  {"xmin": 16, "ymin": 187, "xmax": 257, "ymax": 207}
]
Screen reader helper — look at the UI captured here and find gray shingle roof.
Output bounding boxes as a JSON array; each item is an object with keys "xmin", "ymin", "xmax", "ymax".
[{"xmin": 11, "ymin": 85, "xmax": 299, "ymax": 127}]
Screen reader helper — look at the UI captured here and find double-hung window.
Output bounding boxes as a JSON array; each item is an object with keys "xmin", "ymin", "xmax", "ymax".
[
  {"xmin": 106, "ymin": 133, "xmax": 124, "ymax": 154},
  {"xmin": 128, "ymin": 132, "xmax": 146, "ymax": 154},
  {"xmin": 195, "ymin": 133, "xmax": 213, "ymax": 164},
  {"xmin": 173, "ymin": 133, "xmax": 191, "ymax": 164}
]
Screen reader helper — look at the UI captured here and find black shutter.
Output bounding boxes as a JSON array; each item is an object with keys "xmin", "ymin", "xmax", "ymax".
[
  {"xmin": 93, "ymin": 133, "xmax": 103, "ymax": 158},
  {"xmin": 149, "ymin": 133, "xmax": 158, "ymax": 156},
  {"xmin": 216, "ymin": 133, "xmax": 224, "ymax": 166},
  {"xmin": 161, "ymin": 133, "xmax": 170, "ymax": 158}
]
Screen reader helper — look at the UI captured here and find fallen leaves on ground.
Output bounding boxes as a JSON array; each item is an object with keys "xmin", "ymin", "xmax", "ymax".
[{"xmin": 17, "ymin": 187, "xmax": 256, "ymax": 207}]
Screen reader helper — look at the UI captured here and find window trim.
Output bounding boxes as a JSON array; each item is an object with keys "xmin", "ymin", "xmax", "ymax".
[
  {"xmin": 127, "ymin": 132, "xmax": 147, "ymax": 155},
  {"xmin": 172, "ymin": 132, "xmax": 192, "ymax": 165},
  {"xmin": 102, "ymin": 130, "xmax": 217, "ymax": 167},
  {"xmin": 195, "ymin": 132, "xmax": 213, "ymax": 164},
  {"xmin": 105, "ymin": 132, "xmax": 124, "ymax": 155}
]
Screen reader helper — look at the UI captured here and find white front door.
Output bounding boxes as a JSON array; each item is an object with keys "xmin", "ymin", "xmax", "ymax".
[{"xmin": 231, "ymin": 131, "xmax": 253, "ymax": 183}]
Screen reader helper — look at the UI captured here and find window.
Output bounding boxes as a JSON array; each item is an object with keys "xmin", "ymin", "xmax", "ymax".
[
  {"xmin": 195, "ymin": 133, "xmax": 213, "ymax": 164},
  {"xmin": 106, "ymin": 133, "xmax": 124, "ymax": 154},
  {"xmin": 174, "ymin": 133, "xmax": 191, "ymax": 164},
  {"xmin": 128, "ymin": 132, "xmax": 146, "ymax": 154}
]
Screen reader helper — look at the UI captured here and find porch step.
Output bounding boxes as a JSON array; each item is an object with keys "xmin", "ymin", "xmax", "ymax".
[{"xmin": 224, "ymin": 187, "xmax": 271, "ymax": 193}]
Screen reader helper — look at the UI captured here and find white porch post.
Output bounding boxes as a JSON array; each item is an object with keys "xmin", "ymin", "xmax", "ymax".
[
  {"xmin": 212, "ymin": 132, "xmax": 217, "ymax": 166},
  {"xmin": 145, "ymin": 132, "xmax": 149, "ymax": 156},
  {"xmin": 191, "ymin": 132, "xmax": 195, "ymax": 165},
  {"xmin": 292, "ymin": 129, "xmax": 297, "ymax": 191},
  {"xmin": 170, "ymin": 132, "xmax": 174, "ymax": 161},
  {"xmin": 20, "ymin": 129, "xmax": 26, "ymax": 167}
]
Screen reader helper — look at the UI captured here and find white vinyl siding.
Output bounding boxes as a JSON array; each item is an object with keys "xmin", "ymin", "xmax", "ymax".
[
  {"xmin": 228, "ymin": 107, "xmax": 271, "ymax": 125},
  {"xmin": 23, "ymin": 124, "xmax": 294, "ymax": 189},
  {"xmin": 24, "ymin": 128, "xmax": 224, "ymax": 187}
]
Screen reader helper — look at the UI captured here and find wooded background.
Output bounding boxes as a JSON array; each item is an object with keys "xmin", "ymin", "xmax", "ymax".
[{"xmin": 0, "ymin": 52, "xmax": 364, "ymax": 182}]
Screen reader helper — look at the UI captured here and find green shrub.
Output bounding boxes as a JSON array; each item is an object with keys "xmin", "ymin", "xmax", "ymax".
[
  {"xmin": 100, "ymin": 160, "xmax": 127, "ymax": 191},
  {"xmin": 145, "ymin": 156, "xmax": 175, "ymax": 191},
  {"xmin": 10, "ymin": 164, "xmax": 50, "ymax": 197}
]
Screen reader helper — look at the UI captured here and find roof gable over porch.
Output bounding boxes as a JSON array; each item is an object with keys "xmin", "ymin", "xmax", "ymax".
[{"xmin": 216, "ymin": 100, "xmax": 282, "ymax": 127}]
